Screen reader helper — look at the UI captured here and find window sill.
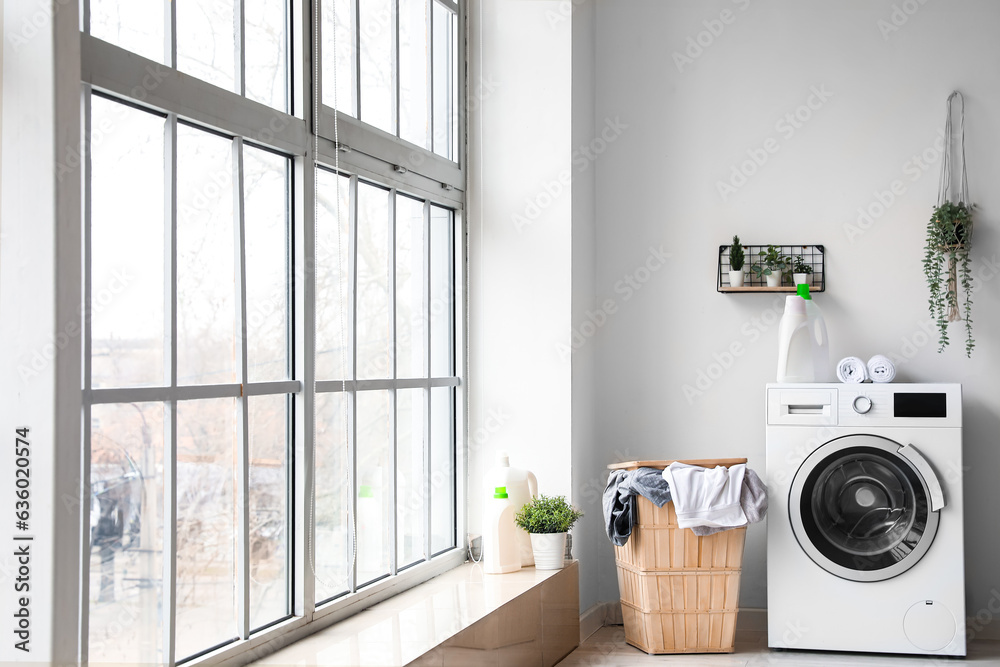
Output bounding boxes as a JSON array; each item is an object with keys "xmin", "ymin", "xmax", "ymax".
[{"xmin": 245, "ymin": 561, "xmax": 580, "ymax": 667}]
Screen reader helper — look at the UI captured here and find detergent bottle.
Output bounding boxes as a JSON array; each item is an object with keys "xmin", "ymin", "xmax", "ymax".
[
  {"xmin": 483, "ymin": 451, "xmax": 538, "ymax": 566},
  {"xmin": 797, "ymin": 284, "xmax": 831, "ymax": 381},
  {"xmin": 482, "ymin": 486, "xmax": 521, "ymax": 574},
  {"xmin": 776, "ymin": 295, "xmax": 813, "ymax": 382}
]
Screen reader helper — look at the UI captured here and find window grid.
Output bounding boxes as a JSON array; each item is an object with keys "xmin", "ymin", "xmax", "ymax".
[
  {"xmin": 80, "ymin": 0, "xmax": 464, "ymax": 663},
  {"xmin": 313, "ymin": 170, "xmax": 458, "ymax": 607},
  {"xmin": 84, "ymin": 96, "xmax": 297, "ymax": 663}
]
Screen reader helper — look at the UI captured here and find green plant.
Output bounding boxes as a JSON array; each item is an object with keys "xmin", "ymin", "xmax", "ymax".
[
  {"xmin": 514, "ymin": 495, "xmax": 583, "ymax": 534},
  {"xmin": 728, "ymin": 235, "xmax": 745, "ymax": 271},
  {"xmin": 923, "ymin": 201, "xmax": 974, "ymax": 356},
  {"xmin": 750, "ymin": 245, "xmax": 788, "ymax": 279},
  {"xmin": 791, "ymin": 256, "xmax": 813, "ymax": 274}
]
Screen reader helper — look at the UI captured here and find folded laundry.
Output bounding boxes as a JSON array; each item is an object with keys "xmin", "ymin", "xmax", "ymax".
[
  {"xmin": 603, "ymin": 467, "xmax": 672, "ymax": 547},
  {"xmin": 867, "ymin": 354, "xmax": 896, "ymax": 383},
  {"xmin": 836, "ymin": 356, "xmax": 868, "ymax": 383}
]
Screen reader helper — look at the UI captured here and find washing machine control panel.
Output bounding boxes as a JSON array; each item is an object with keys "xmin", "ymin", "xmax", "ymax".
[{"xmin": 767, "ymin": 383, "xmax": 962, "ymax": 428}]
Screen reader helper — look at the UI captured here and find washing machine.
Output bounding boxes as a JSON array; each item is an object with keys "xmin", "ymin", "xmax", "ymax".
[{"xmin": 766, "ymin": 383, "xmax": 965, "ymax": 656}]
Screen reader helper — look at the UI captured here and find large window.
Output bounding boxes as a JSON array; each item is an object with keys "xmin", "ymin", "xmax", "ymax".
[
  {"xmin": 81, "ymin": 1, "xmax": 464, "ymax": 664},
  {"xmin": 322, "ymin": 0, "xmax": 459, "ymax": 159}
]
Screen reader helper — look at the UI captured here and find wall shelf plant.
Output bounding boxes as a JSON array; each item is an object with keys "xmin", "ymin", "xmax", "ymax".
[{"xmin": 717, "ymin": 244, "xmax": 825, "ymax": 293}]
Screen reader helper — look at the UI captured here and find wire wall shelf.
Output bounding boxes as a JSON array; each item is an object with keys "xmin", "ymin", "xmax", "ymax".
[{"xmin": 718, "ymin": 244, "xmax": 826, "ymax": 293}]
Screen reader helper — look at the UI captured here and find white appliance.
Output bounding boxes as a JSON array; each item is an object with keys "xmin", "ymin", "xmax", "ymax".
[{"xmin": 766, "ymin": 383, "xmax": 965, "ymax": 656}]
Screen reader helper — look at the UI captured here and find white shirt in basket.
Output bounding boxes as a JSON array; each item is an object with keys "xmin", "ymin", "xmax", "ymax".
[{"xmin": 661, "ymin": 462, "xmax": 747, "ymax": 530}]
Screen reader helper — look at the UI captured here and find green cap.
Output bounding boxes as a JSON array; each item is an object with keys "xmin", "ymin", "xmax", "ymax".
[
  {"xmin": 796, "ymin": 284, "xmax": 812, "ymax": 300},
  {"xmin": 359, "ymin": 485, "xmax": 373, "ymax": 498},
  {"xmin": 493, "ymin": 486, "xmax": 508, "ymax": 499}
]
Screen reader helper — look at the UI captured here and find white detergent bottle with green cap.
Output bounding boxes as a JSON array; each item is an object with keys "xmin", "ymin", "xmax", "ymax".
[
  {"xmin": 484, "ymin": 451, "xmax": 538, "ymax": 566},
  {"xmin": 797, "ymin": 284, "xmax": 831, "ymax": 381},
  {"xmin": 776, "ymin": 295, "xmax": 813, "ymax": 382},
  {"xmin": 483, "ymin": 486, "xmax": 521, "ymax": 574}
]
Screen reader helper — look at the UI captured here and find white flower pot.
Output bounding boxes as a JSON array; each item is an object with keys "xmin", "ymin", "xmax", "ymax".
[
  {"xmin": 529, "ymin": 532, "xmax": 567, "ymax": 570},
  {"xmin": 765, "ymin": 272, "xmax": 781, "ymax": 288},
  {"xmin": 793, "ymin": 273, "xmax": 810, "ymax": 286},
  {"xmin": 728, "ymin": 268, "xmax": 745, "ymax": 287}
]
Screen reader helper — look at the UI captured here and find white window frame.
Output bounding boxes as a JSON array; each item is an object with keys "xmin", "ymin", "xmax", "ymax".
[{"xmin": 74, "ymin": 0, "xmax": 468, "ymax": 664}]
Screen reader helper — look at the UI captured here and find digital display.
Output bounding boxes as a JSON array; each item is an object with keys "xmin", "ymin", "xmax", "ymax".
[{"xmin": 894, "ymin": 393, "xmax": 947, "ymax": 418}]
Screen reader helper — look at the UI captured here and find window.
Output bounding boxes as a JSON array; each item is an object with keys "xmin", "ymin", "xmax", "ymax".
[
  {"xmin": 88, "ymin": 0, "xmax": 290, "ymax": 112},
  {"xmin": 313, "ymin": 174, "xmax": 459, "ymax": 602},
  {"xmin": 321, "ymin": 0, "xmax": 461, "ymax": 163},
  {"xmin": 80, "ymin": 1, "xmax": 464, "ymax": 665}
]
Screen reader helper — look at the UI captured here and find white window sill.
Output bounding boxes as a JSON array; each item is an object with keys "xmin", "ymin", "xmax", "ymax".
[{"xmin": 245, "ymin": 560, "xmax": 580, "ymax": 667}]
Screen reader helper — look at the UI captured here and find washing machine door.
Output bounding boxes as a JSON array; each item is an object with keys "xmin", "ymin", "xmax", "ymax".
[{"xmin": 789, "ymin": 434, "xmax": 943, "ymax": 582}]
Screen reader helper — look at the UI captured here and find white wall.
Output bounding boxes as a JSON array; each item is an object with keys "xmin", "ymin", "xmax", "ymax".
[
  {"xmin": 467, "ymin": 0, "xmax": 574, "ymax": 542},
  {"xmin": 1, "ymin": 0, "xmax": 83, "ymax": 662},
  {"xmin": 589, "ymin": 0, "xmax": 1000, "ymax": 616}
]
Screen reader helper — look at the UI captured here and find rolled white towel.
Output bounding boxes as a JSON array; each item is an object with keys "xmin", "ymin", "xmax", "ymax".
[
  {"xmin": 837, "ymin": 356, "xmax": 868, "ymax": 383},
  {"xmin": 867, "ymin": 355, "xmax": 896, "ymax": 383}
]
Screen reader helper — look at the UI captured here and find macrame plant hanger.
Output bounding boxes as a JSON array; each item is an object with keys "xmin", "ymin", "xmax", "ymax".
[{"xmin": 936, "ymin": 91, "xmax": 971, "ymax": 323}]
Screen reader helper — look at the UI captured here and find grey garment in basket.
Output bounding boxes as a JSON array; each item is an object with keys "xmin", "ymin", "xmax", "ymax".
[
  {"xmin": 689, "ymin": 468, "xmax": 768, "ymax": 536},
  {"xmin": 604, "ymin": 467, "xmax": 672, "ymax": 547}
]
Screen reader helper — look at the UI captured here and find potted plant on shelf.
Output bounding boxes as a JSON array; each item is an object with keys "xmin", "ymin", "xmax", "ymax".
[
  {"xmin": 923, "ymin": 200, "xmax": 974, "ymax": 356},
  {"xmin": 751, "ymin": 245, "xmax": 787, "ymax": 288},
  {"xmin": 789, "ymin": 255, "xmax": 813, "ymax": 286},
  {"xmin": 728, "ymin": 235, "xmax": 745, "ymax": 287},
  {"xmin": 514, "ymin": 495, "xmax": 583, "ymax": 570}
]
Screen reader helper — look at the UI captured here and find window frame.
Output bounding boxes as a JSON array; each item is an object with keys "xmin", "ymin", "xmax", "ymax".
[{"xmin": 77, "ymin": 0, "xmax": 467, "ymax": 664}]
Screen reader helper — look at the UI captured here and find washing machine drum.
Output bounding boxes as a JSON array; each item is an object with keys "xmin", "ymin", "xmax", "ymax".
[{"xmin": 790, "ymin": 434, "xmax": 941, "ymax": 582}]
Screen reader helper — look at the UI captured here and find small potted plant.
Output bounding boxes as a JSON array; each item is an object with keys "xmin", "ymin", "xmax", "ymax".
[
  {"xmin": 751, "ymin": 245, "xmax": 787, "ymax": 288},
  {"xmin": 728, "ymin": 235, "xmax": 745, "ymax": 287},
  {"xmin": 514, "ymin": 494, "xmax": 583, "ymax": 570},
  {"xmin": 789, "ymin": 255, "xmax": 813, "ymax": 286},
  {"xmin": 923, "ymin": 200, "xmax": 974, "ymax": 356}
]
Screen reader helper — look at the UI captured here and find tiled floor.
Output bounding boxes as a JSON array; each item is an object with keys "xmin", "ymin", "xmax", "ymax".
[{"xmin": 557, "ymin": 626, "xmax": 1000, "ymax": 666}]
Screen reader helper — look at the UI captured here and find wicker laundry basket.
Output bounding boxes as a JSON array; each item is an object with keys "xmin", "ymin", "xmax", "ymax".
[{"xmin": 608, "ymin": 458, "xmax": 748, "ymax": 654}]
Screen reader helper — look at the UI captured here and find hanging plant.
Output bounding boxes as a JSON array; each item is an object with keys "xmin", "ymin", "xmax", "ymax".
[
  {"xmin": 923, "ymin": 201, "xmax": 973, "ymax": 355},
  {"xmin": 923, "ymin": 91, "xmax": 974, "ymax": 357}
]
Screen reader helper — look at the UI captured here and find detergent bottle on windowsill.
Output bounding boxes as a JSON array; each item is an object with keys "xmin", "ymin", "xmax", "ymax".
[
  {"xmin": 484, "ymin": 451, "xmax": 538, "ymax": 566},
  {"xmin": 483, "ymin": 486, "xmax": 521, "ymax": 574}
]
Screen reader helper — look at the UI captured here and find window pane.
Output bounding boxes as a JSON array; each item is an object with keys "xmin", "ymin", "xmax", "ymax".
[
  {"xmin": 249, "ymin": 394, "xmax": 290, "ymax": 630},
  {"xmin": 397, "ymin": 389, "xmax": 426, "ymax": 568},
  {"xmin": 176, "ymin": 398, "xmax": 238, "ymax": 659},
  {"xmin": 432, "ymin": 3, "xmax": 456, "ymax": 159},
  {"xmin": 359, "ymin": 0, "xmax": 395, "ymax": 133},
  {"xmin": 90, "ymin": 0, "xmax": 164, "ymax": 64},
  {"xmin": 430, "ymin": 387, "xmax": 454, "ymax": 554},
  {"xmin": 245, "ymin": 0, "xmax": 288, "ymax": 111},
  {"xmin": 399, "ymin": 0, "xmax": 430, "ymax": 149},
  {"xmin": 316, "ymin": 169, "xmax": 352, "ymax": 381},
  {"xmin": 396, "ymin": 195, "xmax": 426, "ymax": 378},
  {"xmin": 244, "ymin": 146, "xmax": 290, "ymax": 383},
  {"xmin": 177, "ymin": 125, "xmax": 237, "ymax": 386},
  {"xmin": 90, "ymin": 97, "xmax": 165, "ymax": 389},
  {"xmin": 357, "ymin": 391, "xmax": 391, "ymax": 585},
  {"xmin": 429, "ymin": 206, "xmax": 454, "ymax": 377},
  {"xmin": 177, "ymin": 0, "xmax": 237, "ymax": 93},
  {"xmin": 357, "ymin": 183, "xmax": 392, "ymax": 379},
  {"xmin": 322, "ymin": 0, "xmax": 357, "ymax": 116},
  {"xmin": 315, "ymin": 392, "xmax": 351, "ymax": 601},
  {"xmin": 89, "ymin": 403, "xmax": 164, "ymax": 665}
]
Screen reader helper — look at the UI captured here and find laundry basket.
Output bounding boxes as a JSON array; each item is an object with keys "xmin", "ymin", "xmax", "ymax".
[{"xmin": 608, "ymin": 458, "xmax": 748, "ymax": 654}]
